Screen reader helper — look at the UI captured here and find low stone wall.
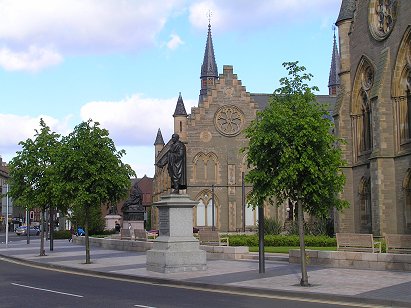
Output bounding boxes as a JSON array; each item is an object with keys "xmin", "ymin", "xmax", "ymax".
[
  {"xmin": 73, "ymin": 236, "xmax": 153, "ymax": 252},
  {"xmin": 73, "ymin": 236, "xmax": 249, "ymax": 260},
  {"xmin": 289, "ymin": 249, "xmax": 411, "ymax": 271},
  {"xmin": 201, "ymin": 245, "xmax": 249, "ymax": 260}
]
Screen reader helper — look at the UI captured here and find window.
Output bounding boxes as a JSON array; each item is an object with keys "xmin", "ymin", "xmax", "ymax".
[
  {"xmin": 359, "ymin": 177, "xmax": 372, "ymax": 233},
  {"xmin": 195, "ymin": 192, "xmax": 217, "ymax": 228},
  {"xmin": 352, "ymin": 59, "xmax": 374, "ymax": 160},
  {"xmin": 245, "ymin": 205, "xmax": 257, "ymax": 226}
]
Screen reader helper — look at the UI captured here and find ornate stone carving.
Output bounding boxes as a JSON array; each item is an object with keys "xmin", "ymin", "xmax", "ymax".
[
  {"xmin": 214, "ymin": 105, "xmax": 244, "ymax": 136},
  {"xmin": 362, "ymin": 65, "xmax": 374, "ymax": 90},
  {"xmin": 200, "ymin": 131, "xmax": 212, "ymax": 142},
  {"xmin": 368, "ymin": 0, "xmax": 398, "ymax": 41}
]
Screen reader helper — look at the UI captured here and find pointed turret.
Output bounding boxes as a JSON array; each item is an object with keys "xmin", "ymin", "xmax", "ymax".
[
  {"xmin": 173, "ymin": 93, "xmax": 188, "ymax": 141},
  {"xmin": 199, "ymin": 21, "xmax": 218, "ymax": 102},
  {"xmin": 154, "ymin": 128, "xmax": 165, "ymax": 174},
  {"xmin": 328, "ymin": 29, "xmax": 340, "ymax": 96},
  {"xmin": 154, "ymin": 128, "xmax": 165, "ymax": 146},
  {"xmin": 154, "ymin": 128, "xmax": 165, "ymax": 158},
  {"xmin": 173, "ymin": 92, "xmax": 187, "ymax": 117}
]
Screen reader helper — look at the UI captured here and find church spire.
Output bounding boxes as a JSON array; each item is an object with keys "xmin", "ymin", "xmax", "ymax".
[
  {"xmin": 199, "ymin": 19, "xmax": 218, "ymax": 102},
  {"xmin": 328, "ymin": 27, "xmax": 340, "ymax": 96}
]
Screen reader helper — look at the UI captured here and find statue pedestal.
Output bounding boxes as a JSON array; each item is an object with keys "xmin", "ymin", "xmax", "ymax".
[
  {"xmin": 104, "ymin": 215, "xmax": 121, "ymax": 230},
  {"xmin": 146, "ymin": 194, "xmax": 206, "ymax": 273}
]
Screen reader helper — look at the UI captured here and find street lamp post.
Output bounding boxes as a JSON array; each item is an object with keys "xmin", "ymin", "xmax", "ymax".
[{"xmin": 5, "ymin": 184, "xmax": 9, "ymax": 248}]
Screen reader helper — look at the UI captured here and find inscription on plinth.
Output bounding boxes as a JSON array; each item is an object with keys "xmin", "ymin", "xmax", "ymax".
[{"xmin": 159, "ymin": 208, "xmax": 170, "ymax": 236}]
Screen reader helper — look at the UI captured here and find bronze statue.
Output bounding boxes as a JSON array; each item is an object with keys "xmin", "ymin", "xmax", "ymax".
[
  {"xmin": 156, "ymin": 133, "xmax": 187, "ymax": 194},
  {"xmin": 121, "ymin": 183, "xmax": 144, "ymax": 221}
]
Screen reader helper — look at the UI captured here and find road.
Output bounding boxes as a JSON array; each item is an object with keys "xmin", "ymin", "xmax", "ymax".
[
  {"xmin": 0, "ymin": 232, "xmax": 39, "ymax": 244},
  {"xmin": 0, "ymin": 258, "xmax": 364, "ymax": 308}
]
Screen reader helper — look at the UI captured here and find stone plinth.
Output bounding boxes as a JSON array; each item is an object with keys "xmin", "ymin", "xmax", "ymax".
[
  {"xmin": 146, "ymin": 194, "xmax": 207, "ymax": 273},
  {"xmin": 104, "ymin": 215, "xmax": 121, "ymax": 230}
]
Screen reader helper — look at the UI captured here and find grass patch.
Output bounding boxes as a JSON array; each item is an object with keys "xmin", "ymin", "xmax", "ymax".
[{"xmin": 249, "ymin": 246, "xmax": 337, "ymax": 254}]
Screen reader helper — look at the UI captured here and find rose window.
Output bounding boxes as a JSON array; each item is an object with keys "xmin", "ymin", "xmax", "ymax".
[{"xmin": 214, "ymin": 105, "xmax": 244, "ymax": 136}]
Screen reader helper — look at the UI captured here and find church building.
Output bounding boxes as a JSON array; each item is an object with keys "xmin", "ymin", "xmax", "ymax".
[
  {"xmin": 334, "ymin": 0, "xmax": 411, "ymax": 236},
  {"xmin": 153, "ymin": 22, "xmax": 338, "ymax": 232}
]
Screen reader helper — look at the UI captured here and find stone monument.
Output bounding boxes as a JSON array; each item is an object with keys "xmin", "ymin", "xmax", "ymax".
[
  {"xmin": 146, "ymin": 133, "xmax": 206, "ymax": 273},
  {"xmin": 104, "ymin": 204, "xmax": 121, "ymax": 231},
  {"xmin": 121, "ymin": 182, "xmax": 145, "ymax": 231}
]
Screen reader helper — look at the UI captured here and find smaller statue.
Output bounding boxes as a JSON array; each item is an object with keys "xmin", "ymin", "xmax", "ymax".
[
  {"xmin": 121, "ymin": 183, "xmax": 144, "ymax": 221},
  {"xmin": 107, "ymin": 204, "xmax": 117, "ymax": 215},
  {"xmin": 156, "ymin": 133, "xmax": 187, "ymax": 194}
]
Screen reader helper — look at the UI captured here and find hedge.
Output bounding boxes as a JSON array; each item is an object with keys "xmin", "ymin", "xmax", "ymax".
[{"xmin": 227, "ymin": 234, "xmax": 336, "ymax": 247}]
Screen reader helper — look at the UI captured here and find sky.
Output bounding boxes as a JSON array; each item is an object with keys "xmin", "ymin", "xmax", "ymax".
[{"xmin": 0, "ymin": 0, "xmax": 342, "ymax": 178}]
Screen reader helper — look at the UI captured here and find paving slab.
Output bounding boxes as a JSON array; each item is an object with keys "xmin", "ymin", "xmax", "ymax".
[{"xmin": 1, "ymin": 239, "xmax": 411, "ymax": 307}]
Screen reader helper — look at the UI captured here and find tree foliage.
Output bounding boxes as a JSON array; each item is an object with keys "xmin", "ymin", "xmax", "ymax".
[
  {"xmin": 244, "ymin": 61, "xmax": 348, "ymax": 286},
  {"xmin": 57, "ymin": 119, "xmax": 135, "ymax": 263},
  {"xmin": 244, "ymin": 61, "xmax": 348, "ymax": 218},
  {"xmin": 8, "ymin": 119, "xmax": 63, "ymax": 255},
  {"xmin": 7, "ymin": 118, "xmax": 135, "ymax": 261}
]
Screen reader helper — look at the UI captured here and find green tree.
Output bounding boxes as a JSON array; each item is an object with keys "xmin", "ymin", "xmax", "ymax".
[
  {"xmin": 243, "ymin": 62, "xmax": 348, "ymax": 286},
  {"xmin": 70, "ymin": 204, "xmax": 105, "ymax": 235},
  {"xmin": 57, "ymin": 119, "xmax": 135, "ymax": 264},
  {"xmin": 8, "ymin": 119, "xmax": 64, "ymax": 256}
]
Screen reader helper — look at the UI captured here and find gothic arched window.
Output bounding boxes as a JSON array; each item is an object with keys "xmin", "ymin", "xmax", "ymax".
[
  {"xmin": 352, "ymin": 59, "xmax": 374, "ymax": 160},
  {"xmin": 393, "ymin": 30, "xmax": 411, "ymax": 149},
  {"xmin": 359, "ymin": 177, "xmax": 372, "ymax": 233}
]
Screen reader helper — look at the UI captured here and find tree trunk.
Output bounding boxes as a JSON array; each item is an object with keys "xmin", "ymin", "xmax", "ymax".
[
  {"xmin": 85, "ymin": 206, "xmax": 91, "ymax": 264},
  {"xmin": 49, "ymin": 207, "xmax": 54, "ymax": 251},
  {"xmin": 297, "ymin": 198, "xmax": 309, "ymax": 286},
  {"xmin": 39, "ymin": 209, "xmax": 46, "ymax": 256}
]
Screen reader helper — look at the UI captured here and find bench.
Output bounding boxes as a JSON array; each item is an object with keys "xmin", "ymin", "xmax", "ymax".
[
  {"xmin": 385, "ymin": 234, "xmax": 411, "ymax": 254},
  {"xmin": 198, "ymin": 230, "xmax": 229, "ymax": 246},
  {"xmin": 134, "ymin": 229, "xmax": 147, "ymax": 241},
  {"xmin": 336, "ymin": 233, "xmax": 381, "ymax": 253},
  {"xmin": 133, "ymin": 229, "xmax": 158, "ymax": 241},
  {"xmin": 120, "ymin": 229, "xmax": 131, "ymax": 240}
]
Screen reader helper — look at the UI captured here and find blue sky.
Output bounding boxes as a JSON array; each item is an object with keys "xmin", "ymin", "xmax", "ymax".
[{"xmin": 0, "ymin": 0, "xmax": 342, "ymax": 177}]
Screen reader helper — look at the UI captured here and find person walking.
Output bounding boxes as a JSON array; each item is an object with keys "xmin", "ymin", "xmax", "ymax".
[{"xmin": 69, "ymin": 226, "xmax": 75, "ymax": 242}]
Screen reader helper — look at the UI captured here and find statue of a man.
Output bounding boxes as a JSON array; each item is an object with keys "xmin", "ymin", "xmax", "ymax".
[{"xmin": 157, "ymin": 133, "xmax": 187, "ymax": 194}]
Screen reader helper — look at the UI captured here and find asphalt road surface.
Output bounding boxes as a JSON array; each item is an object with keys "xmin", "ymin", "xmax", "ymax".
[
  {"xmin": 0, "ymin": 258, "xmax": 365, "ymax": 308},
  {"xmin": 0, "ymin": 232, "xmax": 39, "ymax": 244}
]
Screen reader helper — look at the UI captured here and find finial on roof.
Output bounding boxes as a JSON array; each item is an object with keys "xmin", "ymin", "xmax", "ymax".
[{"xmin": 207, "ymin": 10, "xmax": 212, "ymax": 25}]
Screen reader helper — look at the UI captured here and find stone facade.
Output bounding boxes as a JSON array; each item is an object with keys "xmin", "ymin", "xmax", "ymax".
[
  {"xmin": 334, "ymin": 0, "xmax": 411, "ymax": 235},
  {"xmin": 153, "ymin": 24, "xmax": 337, "ymax": 232}
]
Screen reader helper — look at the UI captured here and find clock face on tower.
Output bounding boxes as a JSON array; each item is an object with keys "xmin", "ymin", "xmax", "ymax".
[
  {"xmin": 214, "ymin": 105, "xmax": 244, "ymax": 137},
  {"xmin": 368, "ymin": 0, "xmax": 398, "ymax": 41}
]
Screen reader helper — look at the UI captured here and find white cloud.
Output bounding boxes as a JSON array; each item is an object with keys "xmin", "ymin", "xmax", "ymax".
[
  {"xmin": 0, "ymin": 113, "xmax": 72, "ymax": 160},
  {"xmin": 0, "ymin": 0, "xmax": 184, "ymax": 54},
  {"xmin": 79, "ymin": 93, "xmax": 197, "ymax": 147},
  {"xmin": 0, "ymin": 45, "xmax": 63, "ymax": 72},
  {"xmin": 166, "ymin": 34, "xmax": 184, "ymax": 50},
  {"xmin": 188, "ymin": 0, "xmax": 341, "ymax": 32}
]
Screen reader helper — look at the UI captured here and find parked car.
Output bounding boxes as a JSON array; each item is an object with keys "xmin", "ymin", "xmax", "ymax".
[{"xmin": 15, "ymin": 226, "xmax": 40, "ymax": 236}]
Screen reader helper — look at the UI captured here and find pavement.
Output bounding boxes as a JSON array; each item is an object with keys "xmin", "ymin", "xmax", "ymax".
[{"xmin": 1, "ymin": 238, "xmax": 411, "ymax": 308}]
